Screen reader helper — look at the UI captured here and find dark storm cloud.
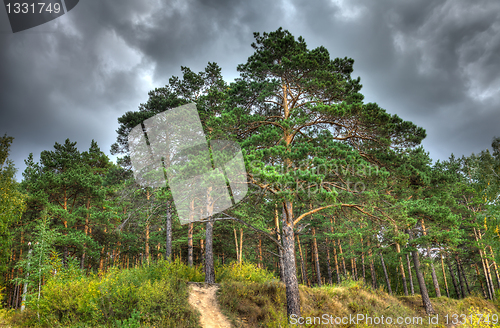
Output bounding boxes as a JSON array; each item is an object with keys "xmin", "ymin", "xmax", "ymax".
[{"xmin": 0, "ymin": 0, "xmax": 499, "ymax": 181}]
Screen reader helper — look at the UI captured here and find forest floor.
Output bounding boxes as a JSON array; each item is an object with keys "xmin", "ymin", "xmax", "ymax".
[{"xmin": 188, "ymin": 283, "xmax": 232, "ymax": 328}]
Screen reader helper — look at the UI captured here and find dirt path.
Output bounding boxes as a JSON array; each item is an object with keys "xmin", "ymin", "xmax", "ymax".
[{"xmin": 188, "ymin": 283, "xmax": 232, "ymax": 328}]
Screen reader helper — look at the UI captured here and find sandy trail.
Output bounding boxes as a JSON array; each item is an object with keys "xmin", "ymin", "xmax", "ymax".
[{"xmin": 188, "ymin": 283, "xmax": 232, "ymax": 328}]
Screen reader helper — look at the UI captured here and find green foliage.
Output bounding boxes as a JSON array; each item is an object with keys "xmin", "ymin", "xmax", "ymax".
[
  {"xmin": 0, "ymin": 135, "xmax": 26, "ymax": 277},
  {"xmin": 215, "ymin": 261, "xmax": 276, "ymax": 284},
  {"xmin": 19, "ymin": 259, "xmax": 201, "ymax": 327}
]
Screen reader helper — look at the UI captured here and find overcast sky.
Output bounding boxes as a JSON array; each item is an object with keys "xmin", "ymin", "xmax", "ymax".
[{"xmin": 1, "ymin": 0, "xmax": 499, "ymax": 181}]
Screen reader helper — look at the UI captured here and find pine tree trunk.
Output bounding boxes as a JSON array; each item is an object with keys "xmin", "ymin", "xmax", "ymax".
[
  {"xmin": 475, "ymin": 264, "xmax": 488, "ymax": 299},
  {"xmin": 474, "ymin": 227, "xmax": 494, "ymax": 299},
  {"xmin": 234, "ymin": 228, "xmax": 240, "ymax": 263},
  {"xmin": 312, "ymin": 228, "xmax": 322, "ymax": 287},
  {"xmin": 458, "ymin": 259, "xmax": 471, "ymax": 295},
  {"xmin": 412, "ymin": 248, "xmax": 434, "ymax": 314},
  {"xmin": 456, "ymin": 256, "xmax": 466, "ymax": 298},
  {"xmin": 368, "ymin": 241, "xmax": 377, "ymax": 289},
  {"xmin": 296, "ymin": 234, "xmax": 307, "ymax": 285},
  {"xmin": 489, "ymin": 246, "xmax": 500, "ymax": 289},
  {"xmin": 204, "ymin": 217, "xmax": 215, "ymax": 284},
  {"xmin": 188, "ymin": 222, "xmax": 194, "ymax": 266},
  {"xmin": 275, "ymin": 205, "xmax": 285, "ymax": 281},
  {"xmin": 380, "ymin": 252, "xmax": 392, "ymax": 295},
  {"xmin": 407, "ymin": 253, "xmax": 415, "ymax": 295},
  {"xmin": 145, "ymin": 221, "xmax": 150, "ymax": 265},
  {"xmin": 447, "ymin": 258, "xmax": 460, "ymax": 298},
  {"xmin": 396, "ymin": 243, "xmax": 408, "ymax": 296},
  {"xmin": 325, "ymin": 238, "xmax": 333, "ymax": 285},
  {"xmin": 258, "ymin": 237, "xmax": 263, "ymax": 269},
  {"xmin": 440, "ymin": 253, "xmax": 450, "ymax": 298},
  {"xmin": 281, "ymin": 201, "xmax": 301, "ymax": 318},
  {"xmin": 329, "ymin": 217, "xmax": 340, "ymax": 284},
  {"xmin": 351, "ymin": 238, "xmax": 358, "ymax": 281},
  {"xmin": 408, "ymin": 229, "xmax": 434, "ymax": 314},
  {"xmin": 165, "ymin": 201, "xmax": 172, "ymax": 262},
  {"xmin": 239, "ymin": 228, "xmax": 243, "ymax": 264},
  {"xmin": 421, "ymin": 219, "xmax": 441, "ymax": 297}
]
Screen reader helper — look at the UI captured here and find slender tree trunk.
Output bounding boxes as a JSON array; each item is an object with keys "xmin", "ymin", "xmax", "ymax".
[
  {"xmin": 258, "ymin": 237, "xmax": 263, "ymax": 268},
  {"xmin": 380, "ymin": 252, "xmax": 392, "ymax": 295},
  {"xmin": 447, "ymin": 258, "xmax": 460, "ymax": 298},
  {"xmin": 489, "ymin": 246, "xmax": 500, "ymax": 289},
  {"xmin": 281, "ymin": 201, "xmax": 301, "ymax": 318},
  {"xmin": 412, "ymin": 248, "xmax": 434, "ymax": 314},
  {"xmin": 396, "ymin": 243, "xmax": 408, "ymax": 296},
  {"xmin": 275, "ymin": 205, "xmax": 284, "ymax": 281},
  {"xmin": 239, "ymin": 228, "xmax": 243, "ymax": 264},
  {"xmin": 360, "ymin": 230, "xmax": 366, "ymax": 283},
  {"xmin": 440, "ymin": 253, "xmax": 450, "ymax": 298},
  {"xmin": 296, "ymin": 234, "xmax": 307, "ymax": 285},
  {"xmin": 20, "ymin": 248, "xmax": 32, "ymax": 312},
  {"xmin": 408, "ymin": 229, "xmax": 434, "ymax": 314},
  {"xmin": 475, "ymin": 227, "xmax": 494, "ymax": 299},
  {"xmin": 475, "ymin": 264, "xmax": 488, "ymax": 299},
  {"xmin": 188, "ymin": 222, "xmax": 194, "ymax": 266},
  {"xmin": 325, "ymin": 238, "xmax": 333, "ymax": 285},
  {"xmin": 330, "ymin": 217, "xmax": 340, "ymax": 284},
  {"xmin": 458, "ymin": 259, "xmax": 471, "ymax": 295},
  {"xmin": 234, "ymin": 228, "xmax": 240, "ymax": 263},
  {"xmin": 165, "ymin": 201, "xmax": 172, "ymax": 262},
  {"xmin": 145, "ymin": 221, "xmax": 150, "ymax": 265},
  {"xmin": 368, "ymin": 241, "xmax": 377, "ymax": 289},
  {"xmin": 456, "ymin": 256, "xmax": 466, "ymax": 298},
  {"xmin": 421, "ymin": 219, "xmax": 441, "ymax": 297},
  {"xmin": 204, "ymin": 216, "xmax": 215, "ymax": 284},
  {"xmin": 350, "ymin": 238, "xmax": 358, "ymax": 280},
  {"xmin": 407, "ymin": 253, "xmax": 415, "ymax": 296},
  {"xmin": 312, "ymin": 228, "xmax": 321, "ymax": 287}
]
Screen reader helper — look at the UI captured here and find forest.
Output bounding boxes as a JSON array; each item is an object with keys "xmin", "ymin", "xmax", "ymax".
[{"xmin": 1, "ymin": 28, "xmax": 500, "ymax": 326}]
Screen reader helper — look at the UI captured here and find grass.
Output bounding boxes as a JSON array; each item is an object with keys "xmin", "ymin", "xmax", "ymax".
[
  {"xmin": 217, "ymin": 278, "xmax": 500, "ymax": 327},
  {"xmin": 2, "ymin": 261, "xmax": 500, "ymax": 327}
]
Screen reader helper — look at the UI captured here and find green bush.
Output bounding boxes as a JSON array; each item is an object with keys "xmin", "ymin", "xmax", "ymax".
[{"xmin": 21, "ymin": 258, "xmax": 202, "ymax": 327}]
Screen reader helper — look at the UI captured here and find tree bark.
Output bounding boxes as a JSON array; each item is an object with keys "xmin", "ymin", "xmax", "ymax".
[
  {"xmin": 458, "ymin": 258, "xmax": 471, "ymax": 295},
  {"xmin": 188, "ymin": 222, "xmax": 194, "ymax": 266},
  {"xmin": 408, "ymin": 229, "xmax": 434, "ymax": 314},
  {"xmin": 421, "ymin": 219, "xmax": 441, "ymax": 297},
  {"xmin": 475, "ymin": 263, "xmax": 488, "ymax": 299},
  {"xmin": 412, "ymin": 249, "xmax": 434, "ymax": 314},
  {"xmin": 380, "ymin": 252, "xmax": 392, "ymax": 295},
  {"xmin": 275, "ymin": 205, "xmax": 285, "ymax": 281},
  {"xmin": 325, "ymin": 238, "xmax": 333, "ymax": 285},
  {"xmin": 296, "ymin": 234, "xmax": 307, "ymax": 285},
  {"xmin": 204, "ymin": 217, "xmax": 215, "ymax": 284},
  {"xmin": 407, "ymin": 253, "xmax": 415, "ymax": 296},
  {"xmin": 447, "ymin": 258, "xmax": 461, "ymax": 299},
  {"xmin": 312, "ymin": 228, "xmax": 322, "ymax": 287},
  {"xmin": 489, "ymin": 246, "xmax": 500, "ymax": 289},
  {"xmin": 329, "ymin": 217, "xmax": 340, "ymax": 284},
  {"xmin": 165, "ymin": 201, "xmax": 172, "ymax": 262},
  {"xmin": 455, "ymin": 256, "xmax": 466, "ymax": 298},
  {"xmin": 396, "ymin": 243, "xmax": 408, "ymax": 296},
  {"xmin": 368, "ymin": 241, "xmax": 377, "ymax": 289},
  {"xmin": 440, "ymin": 253, "xmax": 450, "ymax": 298},
  {"xmin": 281, "ymin": 201, "xmax": 301, "ymax": 318}
]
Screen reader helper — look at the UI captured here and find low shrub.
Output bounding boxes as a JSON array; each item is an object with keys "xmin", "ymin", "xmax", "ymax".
[{"xmin": 18, "ymin": 258, "xmax": 202, "ymax": 327}]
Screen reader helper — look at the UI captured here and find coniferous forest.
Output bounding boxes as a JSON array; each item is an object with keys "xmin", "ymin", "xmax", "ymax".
[{"xmin": 1, "ymin": 28, "xmax": 500, "ymax": 327}]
